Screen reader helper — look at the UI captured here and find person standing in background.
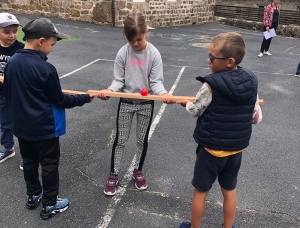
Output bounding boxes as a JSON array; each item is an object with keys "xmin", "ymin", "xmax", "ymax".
[
  {"xmin": 295, "ymin": 62, "xmax": 300, "ymax": 77},
  {"xmin": 258, "ymin": 0, "xmax": 280, "ymax": 58}
]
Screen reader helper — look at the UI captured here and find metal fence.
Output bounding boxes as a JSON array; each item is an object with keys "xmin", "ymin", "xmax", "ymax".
[{"xmin": 215, "ymin": 5, "xmax": 300, "ymax": 26}]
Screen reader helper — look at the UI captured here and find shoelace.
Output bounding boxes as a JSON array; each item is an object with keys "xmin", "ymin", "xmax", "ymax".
[{"xmin": 134, "ymin": 174, "xmax": 144, "ymax": 181}]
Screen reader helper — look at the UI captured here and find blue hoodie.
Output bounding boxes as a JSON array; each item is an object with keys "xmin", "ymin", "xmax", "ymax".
[{"xmin": 3, "ymin": 49, "xmax": 90, "ymax": 141}]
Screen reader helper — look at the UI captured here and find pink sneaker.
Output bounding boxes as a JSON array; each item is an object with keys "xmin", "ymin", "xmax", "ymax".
[
  {"xmin": 132, "ymin": 169, "xmax": 148, "ymax": 190},
  {"xmin": 104, "ymin": 174, "xmax": 118, "ymax": 196}
]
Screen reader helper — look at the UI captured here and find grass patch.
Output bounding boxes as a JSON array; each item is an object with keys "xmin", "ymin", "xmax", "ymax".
[{"xmin": 17, "ymin": 26, "xmax": 80, "ymax": 43}]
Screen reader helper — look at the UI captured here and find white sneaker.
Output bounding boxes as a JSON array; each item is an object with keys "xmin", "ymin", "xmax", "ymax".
[
  {"xmin": 263, "ymin": 51, "xmax": 272, "ymax": 56},
  {"xmin": 258, "ymin": 53, "xmax": 263, "ymax": 57}
]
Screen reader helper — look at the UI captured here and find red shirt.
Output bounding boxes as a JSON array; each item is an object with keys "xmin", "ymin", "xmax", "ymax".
[{"xmin": 263, "ymin": 3, "xmax": 280, "ymax": 27}]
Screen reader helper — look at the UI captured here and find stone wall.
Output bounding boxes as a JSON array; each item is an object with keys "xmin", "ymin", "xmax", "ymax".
[
  {"xmin": 216, "ymin": 17, "xmax": 300, "ymax": 38},
  {"xmin": 216, "ymin": 0, "xmax": 300, "ymax": 11},
  {"xmin": 1, "ymin": 0, "xmax": 215, "ymax": 27}
]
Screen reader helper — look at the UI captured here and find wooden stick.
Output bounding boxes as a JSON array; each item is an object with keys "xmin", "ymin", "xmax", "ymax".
[
  {"xmin": 87, "ymin": 90, "xmax": 265, "ymax": 105},
  {"xmin": 62, "ymin": 89, "xmax": 87, "ymax": 95},
  {"xmin": 0, "ymin": 76, "xmax": 265, "ymax": 105},
  {"xmin": 86, "ymin": 90, "xmax": 197, "ymax": 102}
]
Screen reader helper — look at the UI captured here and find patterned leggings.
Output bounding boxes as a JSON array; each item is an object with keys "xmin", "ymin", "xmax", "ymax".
[{"xmin": 110, "ymin": 99, "xmax": 154, "ymax": 174}]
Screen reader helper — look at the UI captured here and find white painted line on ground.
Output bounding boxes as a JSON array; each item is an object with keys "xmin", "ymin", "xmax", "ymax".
[
  {"xmin": 149, "ymin": 66, "xmax": 186, "ymax": 137},
  {"xmin": 96, "ymin": 66, "xmax": 186, "ymax": 228},
  {"xmin": 59, "ymin": 59, "xmax": 114, "ymax": 79},
  {"xmin": 268, "ymin": 84, "xmax": 293, "ymax": 94},
  {"xmin": 60, "ymin": 59, "xmax": 294, "ymax": 77}
]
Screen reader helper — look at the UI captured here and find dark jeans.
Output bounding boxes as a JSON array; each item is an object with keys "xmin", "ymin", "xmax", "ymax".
[
  {"xmin": 260, "ymin": 22, "xmax": 278, "ymax": 53},
  {"xmin": 18, "ymin": 137, "xmax": 60, "ymax": 206},
  {"xmin": 0, "ymin": 96, "xmax": 14, "ymax": 149},
  {"xmin": 296, "ymin": 62, "xmax": 300, "ymax": 74}
]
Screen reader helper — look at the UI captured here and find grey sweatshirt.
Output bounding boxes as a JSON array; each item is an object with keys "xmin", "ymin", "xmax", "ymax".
[{"xmin": 108, "ymin": 42, "xmax": 167, "ymax": 97}]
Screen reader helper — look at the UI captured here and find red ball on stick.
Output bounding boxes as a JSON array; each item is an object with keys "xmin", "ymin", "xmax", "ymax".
[{"xmin": 140, "ymin": 88, "xmax": 148, "ymax": 96}]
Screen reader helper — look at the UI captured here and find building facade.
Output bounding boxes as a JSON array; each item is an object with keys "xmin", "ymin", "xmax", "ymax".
[
  {"xmin": 1, "ymin": 0, "xmax": 215, "ymax": 27},
  {"xmin": 1, "ymin": 0, "xmax": 299, "ymax": 27}
]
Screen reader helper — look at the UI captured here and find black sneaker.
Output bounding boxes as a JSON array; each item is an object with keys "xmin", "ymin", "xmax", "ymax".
[
  {"xmin": 40, "ymin": 198, "xmax": 69, "ymax": 220},
  {"xmin": 295, "ymin": 73, "xmax": 300, "ymax": 77},
  {"xmin": 26, "ymin": 191, "xmax": 43, "ymax": 210},
  {"xmin": 0, "ymin": 148, "xmax": 15, "ymax": 163}
]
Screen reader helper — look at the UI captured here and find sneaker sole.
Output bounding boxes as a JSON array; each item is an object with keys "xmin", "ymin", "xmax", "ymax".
[
  {"xmin": 104, "ymin": 189, "xmax": 117, "ymax": 196},
  {"xmin": 134, "ymin": 183, "xmax": 148, "ymax": 190},
  {"xmin": 20, "ymin": 165, "xmax": 23, "ymax": 171},
  {"xmin": 0, "ymin": 151, "xmax": 15, "ymax": 163},
  {"xmin": 40, "ymin": 205, "xmax": 69, "ymax": 220}
]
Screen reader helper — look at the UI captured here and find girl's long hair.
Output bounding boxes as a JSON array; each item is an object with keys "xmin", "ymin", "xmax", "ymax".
[{"xmin": 123, "ymin": 13, "xmax": 147, "ymax": 41}]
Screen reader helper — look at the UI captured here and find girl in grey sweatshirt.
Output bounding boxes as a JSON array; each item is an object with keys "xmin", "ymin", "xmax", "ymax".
[{"xmin": 98, "ymin": 12, "xmax": 172, "ymax": 196}]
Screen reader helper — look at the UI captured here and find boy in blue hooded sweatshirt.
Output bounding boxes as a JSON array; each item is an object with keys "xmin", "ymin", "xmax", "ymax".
[
  {"xmin": 178, "ymin": 32, "xmax": 262, "ymax": 228},
  {"xmin": 3, "ymin": 17, "xmax": 95, "ymax": 220}
]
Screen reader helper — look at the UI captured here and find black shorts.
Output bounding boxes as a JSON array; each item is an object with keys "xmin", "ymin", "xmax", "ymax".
[{"xmin": 192, "ymin": 145, "xmax": 242, "ymax": 192}]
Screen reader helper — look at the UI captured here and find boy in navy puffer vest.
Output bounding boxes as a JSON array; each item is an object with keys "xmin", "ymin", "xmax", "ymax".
[{"xmin": 178, "ymin": 32, "xmax": 262, "ymax": 228}]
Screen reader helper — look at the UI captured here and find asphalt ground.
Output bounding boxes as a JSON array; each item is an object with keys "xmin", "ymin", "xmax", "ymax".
[{"xmin": 0, "ymin": 14, "xmax": 300, "ymax": 228}]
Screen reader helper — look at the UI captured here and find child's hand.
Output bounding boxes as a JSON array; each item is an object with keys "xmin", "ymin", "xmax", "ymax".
[
  {"xmin": 162, "ymin": 93, "xmax": 175, "ymax": 104},
  {"xmin": 176, "ymin": 100, "xmax": 189, "ymax": 107},
  {"xmin": 97, "ymin": 89, "xmax": 112, "ymax": 100},
  {"xmin": 89, "ymin": 94, "xmax": 97, "ymax": 102}
]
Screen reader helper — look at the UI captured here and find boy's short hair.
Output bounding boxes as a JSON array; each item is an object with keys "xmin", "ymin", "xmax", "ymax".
[
  {"xmin": 211, "ymin": 32, "xmax": 246, "ymax": 65},
  {"xmin": 22, "ymin": 18, "xmax": 69, "ymax": 41},
  {"xmin": 0, "ymin": 12, "xmax": 20, "ymax": 27}
]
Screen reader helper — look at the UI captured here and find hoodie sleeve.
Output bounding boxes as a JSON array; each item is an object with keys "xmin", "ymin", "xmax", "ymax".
[
  {"xmin": 45, "ymin": 71, "xmax": 90, "ymax": 108},
  {"xmin": 186, "ymin": 83, "xmax": 212, "ymax": 117}
]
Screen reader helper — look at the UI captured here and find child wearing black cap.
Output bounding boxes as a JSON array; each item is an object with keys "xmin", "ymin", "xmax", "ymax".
[
  {"xmin": 3, "ymin": 17, "xmax": 95, "ymax": 220},
  {"xmin": 0, "ymin": 12, "xmax": 24, "ymax": 169}
]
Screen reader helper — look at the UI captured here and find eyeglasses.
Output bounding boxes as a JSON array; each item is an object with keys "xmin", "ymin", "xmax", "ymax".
[{"xmin": 208, "ymin": 53, "xmax": 229, "ymax": 62}]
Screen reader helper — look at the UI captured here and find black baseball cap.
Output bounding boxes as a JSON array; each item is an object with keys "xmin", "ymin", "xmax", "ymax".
[{"xmin": 22, "ymin": 17, "xmax": 69, "ymax": 41}]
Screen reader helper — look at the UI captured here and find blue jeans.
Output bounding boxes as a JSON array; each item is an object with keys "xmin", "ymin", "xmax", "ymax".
[
  {"xmin": 296, "ymin": 62, "xmax": 300, "ymax": 74},
  {"xmin": 0, "ymin": 96, "xmax": 14, "ymax": 149}
]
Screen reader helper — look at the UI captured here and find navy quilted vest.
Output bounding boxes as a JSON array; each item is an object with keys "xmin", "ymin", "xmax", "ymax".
[{"xmin": 193, "ymin": 67, "xmax": 258, "ymax": 150}]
